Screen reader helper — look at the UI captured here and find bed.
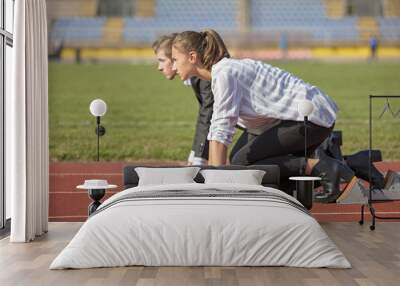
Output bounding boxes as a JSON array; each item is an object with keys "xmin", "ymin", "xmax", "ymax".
[{"xmin": 50, "ymin": 165, "xmax": 350, "ymax": 269}]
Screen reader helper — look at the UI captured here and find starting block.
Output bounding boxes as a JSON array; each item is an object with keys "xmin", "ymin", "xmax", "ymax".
[{"xmin": 336, "ymin": 170, "xmax": 400, "ymax": 204}]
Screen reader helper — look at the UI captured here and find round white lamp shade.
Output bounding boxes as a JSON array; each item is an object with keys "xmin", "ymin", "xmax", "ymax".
[
  {"xmin": 298, "ymin": 100, "xmax": 314, "ymax": 117},
  {"xmin": 90, "ymin": 99, "xmax": 107, "ymax": 117}
]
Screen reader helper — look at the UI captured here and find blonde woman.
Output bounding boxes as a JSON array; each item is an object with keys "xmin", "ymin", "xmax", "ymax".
[{"xmin": 171, "ymin": 29, "xmax": 355, "ymax": 202}]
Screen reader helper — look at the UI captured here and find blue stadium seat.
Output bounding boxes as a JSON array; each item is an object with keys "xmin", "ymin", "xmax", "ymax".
[
  {"xmin": 378, "ymin": 17, "xmax": 400, "ymax": 42},
  {"xmin": 51, "ymin": 17, "xmax": 106, "ymax": 43},
  {"xmin": 251, "ymin": 0, "xmax": 359, "ymax": 42},
  {"xmin": 50, "ymin": 0, "xmax": 400, "ymax": 46},
  {"xmin": 123, "ymin": 0, "xmax": 237, "ymax": 44}
]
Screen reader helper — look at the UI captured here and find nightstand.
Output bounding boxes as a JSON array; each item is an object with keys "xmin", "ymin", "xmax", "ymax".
[
  {"xmin": 289, "ymin": 176, "xmax": 321, "ymax": 210},
  {"xmin": 77, "ymin": 179, "xmax": 117, "ymax": 216}
]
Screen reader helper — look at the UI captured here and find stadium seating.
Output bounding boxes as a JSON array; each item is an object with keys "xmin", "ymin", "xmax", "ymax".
[
  {"xmin": 358, "ymin": 17, "xmax": 378, "ymax": 42},
  {"xmin": 378, "ymin": 17, "xmax": 400, "ymax": 42},
  {"xmin": 103, "ymin": 17, "xmax": 124, "ymax": 45},
  {"xmin": 48, "ymin": 0, "xmax": 400, "ymax": 47},
  {"xmin": 123, "ymin": 0, "xmax": 237, "ymax": 44},
  {"xmin": 383, "ymin": 0, "xmax": 400, "ymax": 17},
  {"xmin": 135, "ymin": 0, "xmax": 155, "ymax": 17},
  {"xmin": 155, "ymin": 0, "xmax": 236, "ymax": 28},
  {"xmin": 251, "ymin": 0, "xmax": 359, "ymax": 43},
  {"xmin": 325, "ymin": 0, "xmax": 346, "ymax": 18},
  {"xmin": 47, "ymin": 0, "xmax": 97, "ymax": 21},
  {"xmin": 51, "ymin": 17, "xmax": 106, "ymax": 45}
]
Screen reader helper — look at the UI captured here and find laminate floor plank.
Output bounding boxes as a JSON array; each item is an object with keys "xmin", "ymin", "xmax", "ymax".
[{"xmin": 1, "ymin": 222, "xmax": 400, "ymax": 286}]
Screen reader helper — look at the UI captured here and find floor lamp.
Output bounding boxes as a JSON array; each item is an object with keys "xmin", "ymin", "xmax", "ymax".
[
  {"xmin": 289, "ymin": 100, "xmax": 320, "ymax": 210},
  {"xmin": 298, "ymin": 99, "xmax": 314, "ymax": 166},
  {"xmin": 89, "ymin": 99, "xmax": 107, "ymax": 161}
]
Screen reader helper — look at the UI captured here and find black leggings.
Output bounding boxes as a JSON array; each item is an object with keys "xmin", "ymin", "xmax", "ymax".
[{"xmin": 230, "ymin": 120, "xmax": 333, "ymax": 178}]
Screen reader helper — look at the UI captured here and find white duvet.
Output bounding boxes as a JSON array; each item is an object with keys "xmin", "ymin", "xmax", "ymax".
[{"xmin": 50, "ymin": 183, "xmax": 351, "ymax": 269}]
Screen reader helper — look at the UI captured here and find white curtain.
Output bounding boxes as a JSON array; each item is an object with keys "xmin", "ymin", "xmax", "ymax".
[{"xmin": 7, "ymin": 0, "xmax": 49, "ymax": 242}]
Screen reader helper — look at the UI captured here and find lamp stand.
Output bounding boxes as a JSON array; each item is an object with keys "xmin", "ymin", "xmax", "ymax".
[
  {"xmin": 95, "ymin": 116, "xmax": 106, "ymax": 161},
  {"xmin": 303, "ymin": 115, "xmax": 308, "ymax": 175},
  {"xmin": 88, "ymin": 189, "xmax": 106, "ymax": 215},
  {"xmin": 97, "ymin": 117, "xmax": 100, "ymax": 161}
]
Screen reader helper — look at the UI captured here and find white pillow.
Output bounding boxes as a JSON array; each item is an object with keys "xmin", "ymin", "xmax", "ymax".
[
  {"xmin": 135, "ymin": 167, "xmax": 200, "ymax": 186},
  {"xmin": 200, "ymin": 169, "xmax": 266, "ymax": 185}
]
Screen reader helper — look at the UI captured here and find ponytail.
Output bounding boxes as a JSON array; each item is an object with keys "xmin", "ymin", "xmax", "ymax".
[
  {"xmin": 201, "ymin": 30, "xmax": 230, "ymax": 70},
  {"xmin": 173, "ymin": 29, "xmax": 230, "ymax": 70}
]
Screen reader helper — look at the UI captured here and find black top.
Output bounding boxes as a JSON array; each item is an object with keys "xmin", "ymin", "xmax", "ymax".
[{"xmin": 190, "ymin": 77, "xmax": 214, "ymax": 160}]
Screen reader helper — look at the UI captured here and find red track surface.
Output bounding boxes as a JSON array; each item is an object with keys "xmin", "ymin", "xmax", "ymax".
[{"xmin": 49, "ymin": 161, "xmax": 400, "ymax": 222}]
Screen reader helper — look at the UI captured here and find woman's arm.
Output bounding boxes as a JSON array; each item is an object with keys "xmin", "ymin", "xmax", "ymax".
[
  {"xmin": 209, "ymin": 140, "xmax": 227, "ymax": 166},
  {"xmin": 207, "ymin": 70, "xmax": 240, "ymax": 166}
]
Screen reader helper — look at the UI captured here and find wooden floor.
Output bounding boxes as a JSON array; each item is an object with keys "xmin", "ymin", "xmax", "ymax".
[{"xmin": 1, "ymin": 222, "xmax": 399, "ymax": 286}]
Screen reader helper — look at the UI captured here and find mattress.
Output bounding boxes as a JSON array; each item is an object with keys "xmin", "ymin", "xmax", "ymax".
[{"xmin": 50, "ymin": 183, "xmax": 351, "ymax": 269}]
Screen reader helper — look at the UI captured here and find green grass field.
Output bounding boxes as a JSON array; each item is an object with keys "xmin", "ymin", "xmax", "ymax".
[{"xmin": 49, "ymin": 61, "xmax": 400, "ymax": 162}]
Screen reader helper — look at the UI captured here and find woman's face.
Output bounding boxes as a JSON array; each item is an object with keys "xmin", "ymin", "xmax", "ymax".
[
  {"xmin": 171, "ymin": 46, "xmax": 196, "ymax": 81},
  {"xmin": 156, "ymin": 49, "xmax": 176, "ymax": 80}
]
